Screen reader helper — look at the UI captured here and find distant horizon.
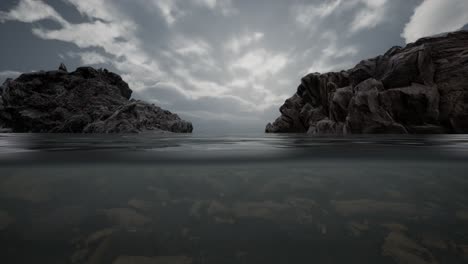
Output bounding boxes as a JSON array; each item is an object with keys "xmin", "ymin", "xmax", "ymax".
[{"xmin": 1, "ymin": 0, "xmax": 468, "ymax": 133}]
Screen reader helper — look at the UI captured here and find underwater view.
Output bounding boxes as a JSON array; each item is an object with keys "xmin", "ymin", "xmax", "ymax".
[{"xmin": 1, "ymin": 134, "xmax": 468, "ymax": 264}]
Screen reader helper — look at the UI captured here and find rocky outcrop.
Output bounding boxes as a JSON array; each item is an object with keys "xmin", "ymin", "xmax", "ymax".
[
  {"xmin": 0, "ymin": 65, "xmax": 193, "ymax": 133},
  {"xmin": 266, "ymin": 30, "xmax": 468, "ymax": 134}
]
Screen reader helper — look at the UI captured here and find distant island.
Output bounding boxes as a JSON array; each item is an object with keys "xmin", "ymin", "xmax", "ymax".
[
  {"xmin": 266, "ymin": 30, "xmax": 468, "ymax": 134},
  {"xmin": 0, "ymin": 64, "xmax": 192, "ymax": 133}
]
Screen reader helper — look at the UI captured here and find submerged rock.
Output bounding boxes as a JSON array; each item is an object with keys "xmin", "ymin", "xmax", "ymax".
[
  {"xmin": 104, "ymin": 208, "xmax": 151, "ymax": 228},
  {"xmin": 0, "ymin": 65, "xmax": 193, "ymax": 133},
  {"xmin": 456, "ymin": 210, "xmax": 468, "ymax": 220},
  {"xmin": 266, "ymin": 30, "xmax": 468, "ymax": 134},
  {"xmin": 0, "ymin": 210, "xmax": 14, "ymax": 230},
  {"xmin": 382, "ymin": 231, "xmax": 438, "ymax": 264},
  {"xmin": 331, "ymin": 199, "xmax": 430, "ymax": 217},
  {"xmin": 112, "ymin": 256, "xmax": 192, "ymax": 264},
  {"xmin": 190, "ymin": 198, "xmax": 318, "ymax": 224},
  {"xmin": 0, "ymin": 175, "xmax": 57, "ymax": 203}
]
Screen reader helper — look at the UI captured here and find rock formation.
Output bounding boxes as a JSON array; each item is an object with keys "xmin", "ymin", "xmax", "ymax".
[
  {"xmin": 266, "ymin": 30, "xmax": 468, "ymax": 134},
  {"xmin": 0, "ymin": 65, "xmax": 193, "ymax": 133}
]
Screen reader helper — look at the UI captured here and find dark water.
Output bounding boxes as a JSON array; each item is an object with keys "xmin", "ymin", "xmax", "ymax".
[{"xmin": 1, "ymin": 133, "xmax": 468, "ymax": 264}]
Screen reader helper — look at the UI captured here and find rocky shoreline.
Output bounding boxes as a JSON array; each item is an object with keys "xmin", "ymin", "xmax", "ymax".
[
  {"xmin": 266, "ymin": 30, "xmax": 468, "ymax": 134},
  {"xmin": 0, "ymin": 65, "xmax": 193, "ymax": 133}
]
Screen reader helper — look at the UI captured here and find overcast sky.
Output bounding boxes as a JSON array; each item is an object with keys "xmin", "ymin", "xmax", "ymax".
[{"xmin": 1, "ymin": 0, "xmax": 468, "ymax": 133}]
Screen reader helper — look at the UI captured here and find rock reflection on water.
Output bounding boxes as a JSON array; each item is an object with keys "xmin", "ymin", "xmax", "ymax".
[{"xmin": 0, "ymin": 135, "xmax": 468, "ymax": 263}]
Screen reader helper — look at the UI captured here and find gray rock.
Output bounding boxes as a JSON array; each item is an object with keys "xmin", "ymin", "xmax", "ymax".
[
  {"xmin": 330, "ymin": 86, "xmax": 353, "ymax": 122},
  {"xmin": 0, "ymin": 66, "xmax": 193, "ymax": 133},
  {"xmin": 266, "ymin": 30, "xmax": 468, "ymax": 134},
  {"xmin": 0, "ymin": 210, "xmax": 14, "ymax": 230},
  {"xmin": 265, "ymin": 94, "xmax": 306, "ymax": 133},
  {"xmin": 82, "ymin": 101, "xmax": 193, "ymax": 134},
  {"xmin": 346, "ymin": 78, "xmax": 406, "ymax": 134},
  {"xmin": 58, "ymin": 63, "xmax": 68, "ymax": 72},
  {"xmin": 379, "ymin": 84, "xmax": 440, "ymax": 125},
  {"xmin": 315, "ymin": 119, "xmax": 344, "ymax": 135}
]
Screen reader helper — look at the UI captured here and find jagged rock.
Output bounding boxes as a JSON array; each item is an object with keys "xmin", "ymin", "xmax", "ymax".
[
  {"xmin": 346, "ymin": 78, "xmax": 407, "ymax": 134},
  {"xmin": 58, "ymin": 63, "xmax": 68, "ymax": 72},
  {"xmin": 0, "ymin": 66, "xmax": 193, "ymax": 133},
  {"xmin": 316, "ymin": 119, "xmax": 344, "ymax": 134},
  {"xmin": 0, "ymin": 99, "xmax": 8, "ymax": 132},
  {"xmin": 266, "ymin": 30, "xmax": 468, "ymax": 134},
  {"xmin": 379, "ymin": 84, "xmax": 440, "ymax": 125},
  {"xmin": 266, "ymin": 94, "xmax": 306, "ymax": 133},
  {"xmin": 330, "ymin": 86, "xmax": 353, "ymax": 122}
]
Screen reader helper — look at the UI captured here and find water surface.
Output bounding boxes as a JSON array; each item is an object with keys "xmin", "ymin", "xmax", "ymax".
[{"xmin": 0, "ymin": 133, "xmax": 468, "ymax": 264}]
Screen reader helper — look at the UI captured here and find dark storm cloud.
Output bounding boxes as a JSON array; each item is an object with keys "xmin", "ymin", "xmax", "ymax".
[{"xmin": 1, "ymin": 0, "xmax": 467, "ymax": 132}]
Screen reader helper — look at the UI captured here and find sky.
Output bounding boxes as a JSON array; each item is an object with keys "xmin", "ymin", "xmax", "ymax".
[{"xmin": 1, "ymin": 0, "xmax": 468, "ymax": 133}]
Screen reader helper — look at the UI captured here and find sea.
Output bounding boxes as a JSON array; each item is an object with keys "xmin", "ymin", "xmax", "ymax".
[{"xmin": 0, "ymin": 133, "xmax": 468, "ymax": 264}]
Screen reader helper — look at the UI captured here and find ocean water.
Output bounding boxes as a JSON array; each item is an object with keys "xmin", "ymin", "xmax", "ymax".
[{"xmin": 0, "ymin": 133, "xmax": 468, "ymax": 264}]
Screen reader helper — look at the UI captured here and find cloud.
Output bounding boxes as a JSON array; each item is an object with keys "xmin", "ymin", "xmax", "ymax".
[
  {"xmin": 349, "ymin": 0, "xmax": 388, "ymax": 33},
  {"xmin": 0, "ymin": 0, "xmax": 67, "ymax": 24},
  {"xmin": 323, "ymin": 45, "xmax": 358, "ymax": 58},
  {"xmin": 172, "ymin": 35, "xmax": 212, "ymax": 57},
  {"xmin": 32, "ymin": 21, "xmax": 136, "ymax": 58},
  {"xmin": 292, "ymin": 0, "xmax": 388, "ymax": 34},
  {"xmin": 225, "ymin": 48, "xmax": 291, "ymax": 110},
  {"xmin": 320, "ymin": 31, "xmax": 358, "ymax": 58},
  {"xmin": 185, "ymin": 79, "xmax": 229, "ymax": 97},
  {"xmin": 167, "ymin": 35, "xmax": 219, "ymax": 76},
  {"xmin": 293, "ymin": 0, "xmax": 343, "ymax": 27},
  {"xmin": 224, "ymin": 32, "xmax": 264, "ymax": 54},
  {"xmin": 301, "ymin": 31, "xmax": 358, "ymax": 74},
  {"xmin": 63, "ymin": 0, "xmax": 116, "ymax": 22},
  {"xmin": 149, "ymin": 0, "xmax": 237, "ymax": 26},
  {"xmin": 67, "ymin": 51, "xmax": 110, "ymax": 65},
  {"xmin": 151, "ymin": 0, "xmax": 185, "ymax": 26},
  {"xmin": 191, "ymin": 0, "xmax": 238, "ymax": 16},
  {"xmin": 230, "ymin": 49, "xmax": 288, "ymax": 80},
  {"xmin": 402, "ymin": 0, "xmax": 468, "ymax": 43},
  {"xmin": 192, "ymin": 0, "xmax": 218, "ymax": 9}
]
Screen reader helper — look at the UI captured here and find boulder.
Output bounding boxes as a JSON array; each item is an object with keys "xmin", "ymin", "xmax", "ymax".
[
  {"xmin": 0, "ymin": 64, "xmax": 193, "ymax": 133},
  {"xmin": 346, "ymin": 78, "xmax": 407, "ymax": 134},
  {"xmin": 330, "ymin": 86, "xmax": 353, "ymax": 122},
  {"xmin": 382, "ymin": 231, "xmax": 439, "ymax": 264},
  {"xmin": 266, "ymin": 30, "xmax": 468, "ymax": 134},
  {"xmin": 315, "ymin": 119, "xmax": 344, "ymax": 135},
  {"xmin": 379, "ymin": 84, "xmax": 440, "ymax": 125},
  {"xmin": 265, "ymin": 94, "xmax": 306, "ymax": 133}
]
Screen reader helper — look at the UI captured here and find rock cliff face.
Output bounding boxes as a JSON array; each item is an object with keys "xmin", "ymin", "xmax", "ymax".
[
  {"xmin": 0, "ymin": 66, "xmax": 193, "ymax": 133},
  {"xmin": 266, "ymin": 30, "xmax": 468, "ymax": 134}
]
